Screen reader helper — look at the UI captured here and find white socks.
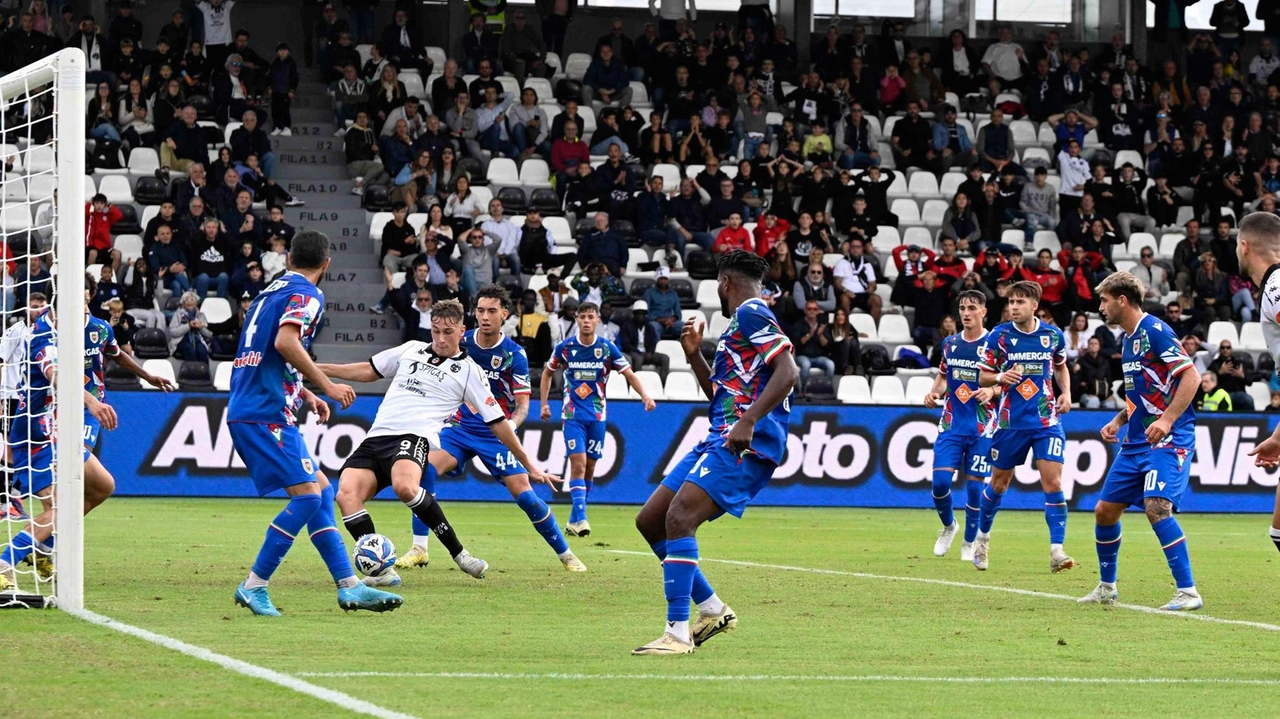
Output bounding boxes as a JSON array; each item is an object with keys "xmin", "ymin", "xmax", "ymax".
[
  {"xmin": 697, "ymin": 593, "xmax": 725, "ymax": 615},
  {"xmin": 666, "ymin": 620, "xmax": 690, "ymax": 643},
  {"xmin": 413, "ymin": 535, "xmax": 432, "ymax": 549},
  {"xmin": 244, "ymin": 571, "xmax": 268, "ymax": 589}
]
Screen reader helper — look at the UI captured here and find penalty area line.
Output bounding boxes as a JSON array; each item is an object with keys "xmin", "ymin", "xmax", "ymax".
[
  {"xmin": 68, "ymin": 608, "xmax": 421, "ymax": 719},
  {"xmin": 294, "ymin": 671, "xmax": 1280, "ymax": 687},
  {"xmin": 607, "ymin": 550, "xmax": 1280, "ymax": 634}
]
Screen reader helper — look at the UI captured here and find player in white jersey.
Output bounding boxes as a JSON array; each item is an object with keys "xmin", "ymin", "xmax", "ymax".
[
  {"xmin": 317, "ymin": 300, "xmax": 559, "ymax": 584},
  {"xmin": 1234, "ymin": 211, "xmax": 1280, "ymax": 552},
  {"xmin": 0, "ymin": 292, "xmax": 46, "ymax": 520}
]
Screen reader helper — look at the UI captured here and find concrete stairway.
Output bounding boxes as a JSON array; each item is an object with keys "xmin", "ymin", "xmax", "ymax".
[{"xmin": 274, "ymin": 71, "xmax": 395, "ymax": 393}]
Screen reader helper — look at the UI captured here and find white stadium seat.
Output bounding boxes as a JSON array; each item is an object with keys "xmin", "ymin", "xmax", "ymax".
[
  {"xmin": 664, "ymin": 371, "xmax": 703, "ymax": 401},
  {"xmin": 904, "ymin": 376, "xmax": 935, "ymax": 405},
  {"xmin": 98, "ymin": 174, "xmax": 133, "ymax": 204},
  {"xmin": 605, "ymin": 372, "xmax": 629, "ymax": 399},
  {"xmin": 878, "ymin": 314, "xmax": 912, "ymax": 343},
  {"xmin": 487, "ymin": 157, "xmax": 520, "ymax": 186},
  {"xmin": 1206, "ymin": 321, "xmax": 1239, "ymax": 348},
  {"xmin": 850, "ymin": 314, "xmax": 878, "ymax": 341},
  {"xmin": 201, "ymin": 297, "xmax": 233, "ymax": 324},
  {"xmin": 891, "ymin": 198, "xmax": 922, "ymax": 226},
  {"xmin": 630, "ymin": 370, "xmax": 665, "ymax": 400},
  {"xmin": 920, "ymin": 199, "xmax": 948, "ymax": 226},
  {"xmin": 907, "ymin": 172, "xmax": 940, "ymax": 200},
  {"xmin": 518, "ymin": 159, "xmax": 553, "ymax": 189},
  {"xmin": 651, "ymin": 163, "xmax": 680, "ymax": 189},
  {"xmin": 696, "ymin": 279, "xmax": 722, "ymax": 312},
  {"xmin": 1239, "ymin": 322, "xmax": 1266, "ymax": 351},
  {"xmin": 871, "ymin": 376, "xmax": 906, "ymax": 404},
  {"xmin": 657, "ymin": 340, "xmax": 689, "ymax": 370},
  {"xmin": 113, "ymin": 234, "xmax": 144, "ymax": 262},
  {"xmin": 142, "ymin": 359, "xmax": 177, "ymax": 389},
  {"xmin": 564, "ymin": 52, "xmax": 592, "ymax": 81},
  {"xmin": 214, "ymin": 361, "xmax": 233, "ymax": 391},
  {"xmin": 836, "ymin": 375, "xmax": 872, "ymax": 404}
]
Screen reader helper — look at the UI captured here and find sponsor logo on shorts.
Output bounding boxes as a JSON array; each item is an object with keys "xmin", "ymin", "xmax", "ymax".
[
  {"xmin": 990, "ymin": 448, "xmax": 999, "ymax": 460},
  {"xmin": 567, "ymin": 439, "xmax": 577, "ymax": 450}
]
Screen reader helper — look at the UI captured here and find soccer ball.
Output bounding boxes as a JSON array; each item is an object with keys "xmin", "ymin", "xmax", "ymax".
[{"xmin": 353, "ymin": 534, "xmax": 397, "ymax": 577}]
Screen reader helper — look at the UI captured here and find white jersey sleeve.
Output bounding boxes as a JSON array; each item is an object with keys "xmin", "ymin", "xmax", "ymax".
[
  {"xmin": 462, "ymin": 359, "xmax": 506, "ymax": 424},
  {"xmin": 370, "ymin": 342, "xmax": 417, "ymax": 378},
  {"xmin": 1261, "ymin": 267, "xmax": 1280, "ymax": 366}
]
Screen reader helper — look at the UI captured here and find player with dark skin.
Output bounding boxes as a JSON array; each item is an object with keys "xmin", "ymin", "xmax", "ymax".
[{"xmin": 633, "ymin": 262, "xmax": 799, "ymax": 559}]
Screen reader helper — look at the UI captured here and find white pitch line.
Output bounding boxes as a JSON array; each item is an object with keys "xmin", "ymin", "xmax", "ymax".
[
  {"xmin": 607, "ymin": 550, "xmax": 1280, "ymax": 633},
  {"xmin": 295, "ymin": 671, "xmax": 1280, "ymax": 687},
  {"xmin": 69, "ymin": 609, "xmax": 420, "ymax": 719}
]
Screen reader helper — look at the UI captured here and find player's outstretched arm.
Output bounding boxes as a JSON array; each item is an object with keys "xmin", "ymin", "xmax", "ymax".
[
  {"xmin": 681, "ymin": 316, "xmax": 714, "ymax": 400},
  {"xmin": 488, "ymin": 418, "xmax": 558, "ymax": 487},
  {"xmin": 1251, "ymin": 424, "xmax": 1280, "ymax": 467},
  {"xmin": 725, "ymin": 349, "xmax": 799, "ymax": 456},
  {"xmin": 276, "ymin": 324, "xmax": 355, "ymax": 409},
  {"xmin": 315, "ymin": 361, "xmax": 381, "ymax": 383},
  {"xmin": 621, "ymin": 368, "xmax": 656, "ymax": 410},
  {"xmin": 113, "ymin": 350, "xmax": 175, "ymax": 391}
]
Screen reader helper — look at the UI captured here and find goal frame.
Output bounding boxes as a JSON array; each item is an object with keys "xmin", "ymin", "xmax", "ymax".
[{"xmin": 0, "ymin": 48, "xmax": 88, "ymax": 610}]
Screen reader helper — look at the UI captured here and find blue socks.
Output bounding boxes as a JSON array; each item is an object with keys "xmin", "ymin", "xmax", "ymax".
[
  {"xmin": 1095, "ymin": 522, "xmax": 1122, "ymax": 584},
  {"xmin": 931, "ymin": 469, "xmax": 955, "ymax": 527},
  {"xmin": 516, "ymin": 490, "xmax": 569, "ymax": 555},
  {"xmin": 307, "ymin": 484, "xmax": 357, "ymax": 587},
  {"xmin": 964, "ymin": 480, "xmax": 983, "ymax": 543},
  {"xmin": 651, "ymin": 539, "xmax": 715, "ymax": 604},
  {"xmin": 568, "ymin": 478, "xmax": 587, "ymax": 524},
  {"xmin": 0, "ymin": 530, "xmax": 35, "ymax": 567},
  {"xmin": 251, "ymin": 493, "xmax": 321, "ymax": 582},
  {"xmin": 1044, "ymin": 491, "xmax": 1068, "ymax": 545},
  {"xmin": 1153, "ymin": 516, "xmax": 1195, "ymax": 590},
  {"xmin": 978, "ymin": 486, "xmax": 1005, "ymax": 533},
  {"xmin": 662, "ymin": 537, "xmax": 699, "ymax": 623}
]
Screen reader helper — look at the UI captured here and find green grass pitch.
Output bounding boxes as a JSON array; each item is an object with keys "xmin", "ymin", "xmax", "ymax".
[{"xmin": 5, "ymin": 498, "xmax": 1280, "ymax": 718}]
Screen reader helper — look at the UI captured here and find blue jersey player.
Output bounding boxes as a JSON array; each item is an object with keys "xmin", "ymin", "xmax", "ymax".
[
  {"xmin": 396, "ymin": 285, "xmax": 585, "ymax": 572},
  {"xmin": 975, "ymin": 280, "xmax": 1075, "ymax": 573},
  {"xmin": 226, "ymin": 231, "xmax": 402, "ymax": 616},
  {"xmin": 0, "ymin": 275, "xmax": 174, "ymax": 593},
  {"xmin": 631, "ymin": 251, "xmax": 799, "ymax": 656},
  {"xmin": 1079, "ymin": 273, "xmax": 1203, "ymax": 611},
  {"xmin": 923, "ymin": 290, "xmax": 998, "ymax": 561},
  {"xmin": 539, "ymin": 301, "xmax": 656, "ymax": 537}
]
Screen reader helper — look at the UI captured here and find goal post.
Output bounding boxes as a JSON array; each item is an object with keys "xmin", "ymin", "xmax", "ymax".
[{"xmin": 0, "ymin": 48, "xmax": 85, "ymax": 610}]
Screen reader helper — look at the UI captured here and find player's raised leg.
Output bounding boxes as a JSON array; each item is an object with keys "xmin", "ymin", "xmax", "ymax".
[{"xmin": 390, "ymin": 448, "xmax": 489, "ymax": 579}]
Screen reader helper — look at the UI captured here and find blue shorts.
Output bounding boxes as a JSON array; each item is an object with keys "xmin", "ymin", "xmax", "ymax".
[
  {"xmin": 1099, "ymin": 447, "xmax": 1193, "ymax": 510},
  {"xmin": 11, "ymin": 416, "xmax": 103, "ymax": 495},
  {"xmin": 990, "ymin": 425, "xmax": 1066, "ymax": 470},
  {"xmin": 439, "ymin": 424, "xmax": 527, "ymax": 481},
  {"xmin": 228, "ymin": 422, "xmax": 319, "ymax": 496},
  {"xmin": 659, "ymin": 438, "xmax": 777, "ymax": 519},
  {"xmin": 563, "ymin": 418, "xmax": 605, "ymax": 460},
  {"xmin": 933, "ymin": 432, "xmax": 993, "ymax": 479}
]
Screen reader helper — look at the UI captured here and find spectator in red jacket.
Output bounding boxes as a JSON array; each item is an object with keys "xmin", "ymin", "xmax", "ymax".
[
  {"xmin": 712, "ymin": 212, "xmax": 752, "ymax": 255},
  {"xmin": 85, "ymin": 192, "xmax": 123, "ymax": 272},
  {"xmin": 550, "ymin": 119, "xmax": 589, "ymax": 196},
  {"xmin": 928, "ymin": 237, "xmax": 968, "ymax": 281},
  {"xmin": 891, "ymin": 242, "xmax": 934, "ymax": 305},
  {"xmin": 753, "ymin": 212, "xmax": 791, "ymax": 256}
]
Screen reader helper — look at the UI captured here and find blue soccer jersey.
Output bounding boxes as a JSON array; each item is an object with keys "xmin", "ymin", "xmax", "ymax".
[
  {"xmin": 227, "ymin": 272, "xmax": 324, "ymax": 426},
  {"xmin": 937, "ymin": 331, "xmax": 996, "ymax": 437},
  {"xmin": 706, "ymin": 298, "xmax": 794, "ymax": 464},
  {"xmin": 547, "ymin": 334, "xmax": 629, "ymax": 421},
  {"xmin": 979, "ymin": 319, "xmax": 1068, "ymax": 430},
  {"xmin": 453, "ymin": 330, "xmax": 530, "ymax": 432},
  {"xmin": 9, "ymin": 313, "xmax": 119, "ymax": 447},
  {"xmin": 1121, "ymin": 313, "xmax": 1197, "ymax": 452}
]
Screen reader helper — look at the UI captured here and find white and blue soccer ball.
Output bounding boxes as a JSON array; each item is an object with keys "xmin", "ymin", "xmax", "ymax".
[{"xmin": 353, "ymin": 534, "xmax": 397, "ymax": 577}]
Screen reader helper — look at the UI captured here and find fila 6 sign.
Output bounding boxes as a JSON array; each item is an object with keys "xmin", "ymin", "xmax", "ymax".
[{"xmin": 98, "ymin": 393, "xmax": 1280, "ymax": 512}]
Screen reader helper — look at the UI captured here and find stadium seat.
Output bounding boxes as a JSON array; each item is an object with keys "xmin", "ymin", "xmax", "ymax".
[
  {"xmin": 657, "ymin": 340, "xmax": 689, "ymax": 370},
  {"xmin": 487, "ymin": 157, "xmax": 519, "ymax": 187},
  {"xmin": 902, "ymin": 226, "xmax": 934, "ymax": 250},
  {"xmin": 1114, "ymin": 150, "xmax": 1144, "ymax": 169},
  {"xmin": 878, "ymin": 315, "xmax": 911, "ymax": 343},
  {"xmin": 805, "ymin": 376, "xmax": 836, "ymax": 400},
  {"xmin": 891, "ymin": 198, "xmax": 922, "ymax": 226},
  {"xmin": 664, "ymin": 371, "xmax": 703, "ymax": 401},
  {"xmin": 1158, "ymin": 233, "xmax": 1185, "ymax": 257},
  {"xmin": 518, "ymin": 159, "xmax": 553, "ymax": 189},
  {"xmin": 201, "ymin": 296, "xmax": 232, "ymax": 324},
  {"xmin": 893, "ymin": 344, "xmax": 933, "ymax": 376},
  {"xmin": 577, "ymin": 105, "xmax": 598, "ymax": 136},
  {"xmin": 1206, "ymin": 321, "xmax": 1240, "ymax": 348},
  {"xmin": 651, "ymin": 163, "xmax": 680, "ymax": 189},
  {"xmin": 629, "ymin": 81, "xmax": 651, "ymax": 107},
  {"xmin": 142, "ymin": 359, "xmax": 178, "ymax": 388},
  {"xmin": 368, "ymin": 211, "xmax": 393, "ymax": 241},
  {"xmin": 709, "ymin": 313, "xmax": 730, "ymax": 337},
  {"xmin": 133, "ymin": 176, "xmax": 167, "ymax": 205},
  {"xmin": 530, "ymin": 187, "xmax": 563, "ymax": 216},
  {"xmin": 0, "ymin": 205, "xmax": 29, "ymax": 232},
  {"xmin": 696, "ymin": 278, "xmax": 722, "ymax": 311},
  {"xmin": 27, "ymin": 144, "xmax": 53, "ymax": 173},
  {"xmin": 850, "ymin": 313, "xmax": 878, "ymax": 341},
  {"xmin": 127, "ymin": 147, "xmax": 160, "ymax": 178},
  {"xmin": 939, "ymin": 172, "xmax": 965, "ymax": 198},
  {"xmin": 104, "ymin": 360, "xmax": 140, "ymax": 390},
  {"xmin": 684, "ymin": 163, "xmax": 705, "ymax": 179},
  {"xmin": 836, "ymin": 375, "xmax": 872, "ymax": 404},
  {"xmin": 1020, "ymin": 146, "xmax": 1051, "ymax": 168},
  {"xmin": 1123, "ymin": 232, "xmax": 1158, "ymax": 260},
  {"xmin": 920, "ymin": 199, "xmax": 948, "ymax": 226},
  {"xmin": 1002, "ymin": 229, "xmax": 1024, "ymax": 246},
  {"xmin": 884, "ymin": 172, "xmax": 910, "ymax": 199},
  {"xmin": 542, "ymin": 216, "xmax": 573, "ymax": 246},
  {"xmin": 139, "ymin": 204, "xmax": 159, "ymax": 229},
  {"xmin": 213, "ymin": 361, "xmax": 233, "ymax": 391},
  {"xmin": 904, "ymin": 376, "xmax": 935, "ymax": 405},
  {"xmin": 605, "ymin": 372, "xmax": 629, "ymax": 399},
  {"xmin": 631, "ymin": 370, "xmax": 665, "ymax": 400},
  {"xmin": 1037, "ymin": 122, "xmax": 1057, "ymax": 145},
  {"xmin": 1010, "ymin": 120, "xmax": 1038, "ymax": 147},
  {"xmin": 471, "ymin": 185, "xmax": 494, "ymax": 210},
  {"xmin": 99, "ymin": 174, "xmax": 133, "ymax": 204},
  {"xmin": 1033, "ymin": 230, "xmax": 1060, "ymax": 253},
  {"xmin": 876, "ymin": 226, "xmax": 901, "ymax": 247},
  {"xmin": 870, "ymin": 376, "xmax": 906, "ymax": 404},
  {"xmin": 113, "ymin": 234, "xmax": 143, "ymax": 262},
  {"xmin": 426, "ymin": 46, "xmax": 447, "ymax": 71},
  {"xmin": 564, "ymin": 52, "xmax": 592, "ymax": 81},
  {"xmin": 524, "ymin": 77, "xmax": 553, "ymax": 103},
  {"xmin": 179, "ymin": 360, "xmax": 213, "ymax": 389},
  {"xmin": 497, "ymin": 186, "xmax": 527, "ymax": 214},
  {"xmin": 907, "ymin": 172, "xmax": 941, "ymax": 200},
  {"xmin": 1240, "ymin": 322, "xmax": 1266, "ymax": 351},
  {"xmin": 134, "ymin": 328, "xmax": 169, "ymax": 358},
  {"xmin": 1248, "ymin": 381, "xmax": 1272, "ymax": 411}
]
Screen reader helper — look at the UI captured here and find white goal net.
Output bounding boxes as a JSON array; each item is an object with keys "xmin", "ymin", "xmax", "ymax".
[{"xmin": 0, "ymin": 48, "xmax": 86, "ymax": 610}]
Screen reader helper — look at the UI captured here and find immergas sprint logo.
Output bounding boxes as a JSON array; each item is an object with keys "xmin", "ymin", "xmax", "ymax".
[{"xmin": 139, "ymin": 397, "xmax": 628, "ymax": 482}]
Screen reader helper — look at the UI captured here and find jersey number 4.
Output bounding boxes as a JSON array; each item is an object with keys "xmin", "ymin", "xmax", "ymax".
[{"xmin": 493, "ymin": 451, "xmax": 518, "ymax": 471}]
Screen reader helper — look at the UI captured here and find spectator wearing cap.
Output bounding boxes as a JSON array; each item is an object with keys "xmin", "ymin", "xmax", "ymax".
[
  {"xmin": 642, "ymin": 267, "xmax": 682, "ymax": 339},
  {"xmin": 500, "ymin": 9, "xmax": 548, "ymax": 85},
  {"xmin": 619, "ymin": 300, "xmax": 668, "ymax": 380},
  {"xmin": 582, "ymin": 43, "xmax": 633, "ymax": 108},
  {"xmin": 930, "ymin": 105, "xmax": 974, "ymax": 176},
  {"xmin": 890, "ymin": 242, "xmax": 933, "ymax": 306},
  {"xmin": 462, "ymin": 11, "xmax": 500, "ymax": 75}
]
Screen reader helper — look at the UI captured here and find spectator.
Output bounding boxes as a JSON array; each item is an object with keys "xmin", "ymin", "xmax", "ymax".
[
  {"xmin": 443, "ymin": 175, "xmax": 482, "ymax": 238},
  {"xmin": 536, "ymin": 0, "xmax": 575, "ymax": 57},
  {"xmin": 462, "ymin": 12, "xmax": 499, "ymax": 74},
  {"xmin": 391, "ymin": 149, "xmax": 437, "ymax": 212},
  {"xmin": 508, "ymin": 87, "xmax": 549, "ymax": 159},
  {"xmin": 790, "ymin": 299, "xmax": 834, "ymax": 394},
  {"xmin": 455, "ymin": 227, "xmax": 496, "ymax": 298},
  {"xmin": 940, "ymin": 192, "xmax": 982, "ymax": 254},
  {"xmin": 268, "ymin": 43, "xmax": 299, "ymax": 135},
  {"xmin": 583, "ymin": 43, "xmax": 633, "ymax": 108},
  {"xmin": 370, "ymin": 64, "xmax": 408, "ymax": 129},
  {"xmin": 536, "ymin": 273, "xmax": 572, "ymax": 315},
  {"xmin": 518, "ymin": 210, "xmax": 576, "ymax": 275},
  {"xmin": 579, "ymin": 212, "xmax": 628, "ymax": 277},
  {"xmin": 1072, "ymin": 337, "xmax": 1115, "ymax": 408},
  {"xmin": 379, "ymin": 201, "xmax": 418, "ymax": 287},
  {"xmin": 794, "ymin": 262, "xmax": 837, "ymax": 314},
  {"xmin": 905, "ymin": 270, "xmax": 952, "ymax": 350},
  {"xmin": 345, "ymin": 111, "xmax": 388, "ymax": 196},
  {"xmin": 476, "ymin": 86, "xmax": 518, "ymax": 159},
  {"xmin": 707, "ymin": 178, "xmax": 746, "ymax": 234},
  {"xmin": 1131, "ymin": 246, "xmax": 1171, "ymax": 315},
  {"xmin": 399, "ymin": 287, "xmax": 434, "ymax": 343},
  {"xmin": 837, "ymin": 103, "xmax": 881, "ymax": 170},
  {"xmin": 191, "ymin": 218, "xmax": 232, "ymax": 298},
  {"xmin": 85, "ymin": 193, "xmax": 123, "ymax": 271},
  {"xmin": 571, "ymin": 263, "xmax": 625, "ymax": 306},
  {"xmin": 158, "ymin": 105, "xmax": 207, "ymax": 178},
  {"xmin": 642, "ymin": 267, "xmax": 682, "ymax": 339},
  {"xmin": 512, "ymin": 289, "xmax": 552, "ymax": 364},
  {"xmin": 168, "ymin": 290, "xmax": 213, "ymax": 360},
  {"xmin": 550, "ymin": 119, "xmax": 589, "ymax": 192},
  {"xmin": 669, "ymin": 178, "xmax": 714, "ymax": 253},
  {"xmin": 890, "ymin": 100, "xmax": 931, "ymax": 169},
  {"xmin": 261, "ymin": 235, "xmax": 288, "ymax": 280},
  {"xmin": 1194, "ymin": 251, "xmax": 1231, "ymax": 321},
  {"xmin": 499, "ymin": 9, "xmax": 548, "ymax": 85},
  {"xmin": 230, "ymin": 110, "xmax": 276, "ymax": 176},
  {"xmin": 929, "ymin": 105, "xmax": 974, "ymax": 176},
  {"xmin": 981, "ymin": 25, "xmax": 1027, "ymax": 88},
  {"xmin": 149, "ymin": 224, "xmax": 191, "ymax": 297},
  {"xmin": 1056, "ymin": 139, "xmax": 1091, "ymax": 217},
  {"xmin": 481, "ymin": 199, "xmax": 522, "ymax": 278},
  {"xmin": 1209, "ymin": 340, "xmax": 1250, "ymax": 403},
  {"xmin": 1197, "ymin": 370, "xmax": 1233, "ymax": 411},
  {"xmin": 332, "ymin": 64, "xmax": 367, "ymax": 130},
  {"xmin": 833, "ymin": 237, "xmax": 881, "ymax": 320},
  {"xmin": 618, "ymin": 301, "xmax": 667, "ymax": 380},
  {"xmin": 828, "ymin": 306, "xmax": 862, "ymax": 375}
]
